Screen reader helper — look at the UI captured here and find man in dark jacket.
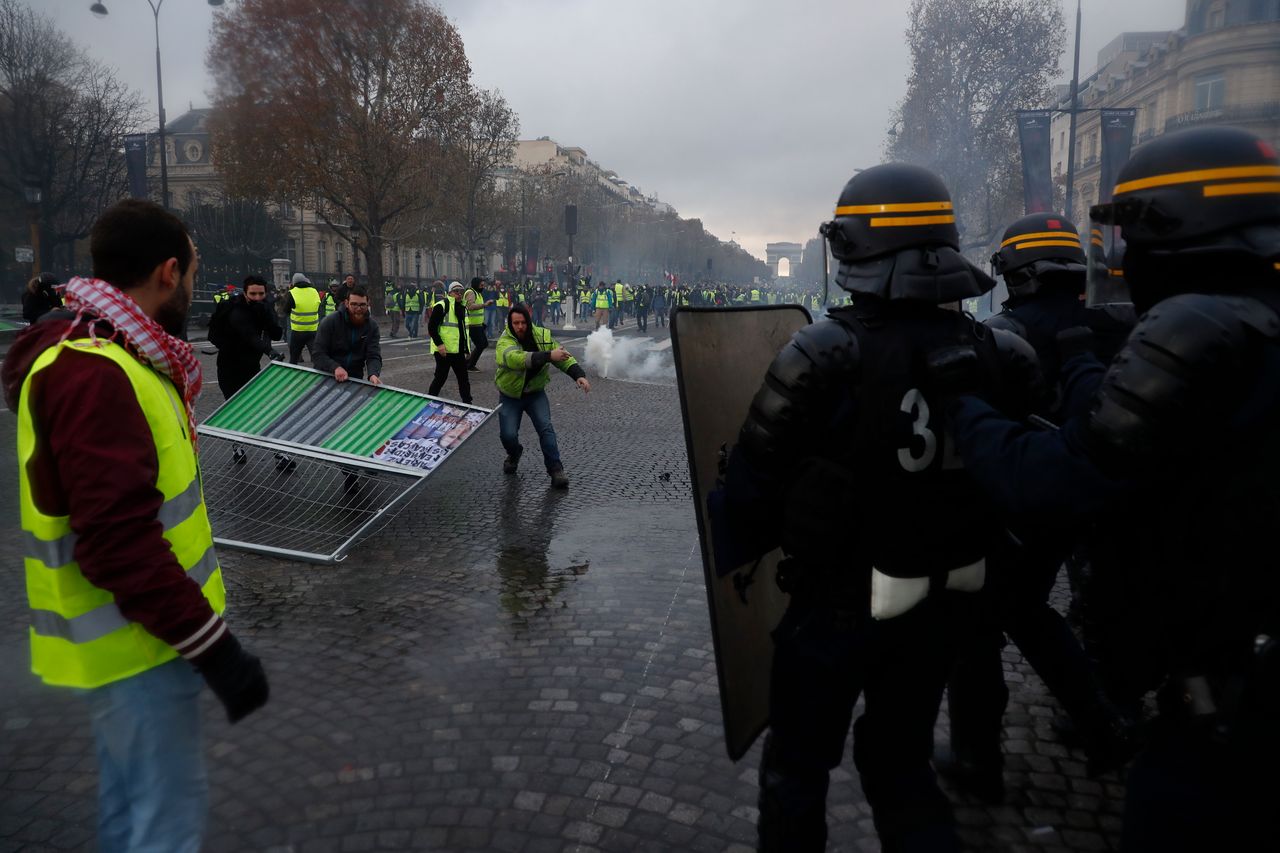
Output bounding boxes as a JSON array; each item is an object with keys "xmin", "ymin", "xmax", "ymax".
[
  {"xmin": 312, "ymin": 286, "xmax": 382, "ymax": 385},
  {"xmin": 22, "ymin": 272, "xmax": 62, "ymax": 324},
  {"xmin": 216, "ymin": 275, "xmax": 283, "ymax": 399}
]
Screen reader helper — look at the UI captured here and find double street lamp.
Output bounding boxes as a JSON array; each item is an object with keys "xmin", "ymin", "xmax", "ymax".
[{"xmin": 90, "ymin": 1, "xmax": 225, "ymax": 208}]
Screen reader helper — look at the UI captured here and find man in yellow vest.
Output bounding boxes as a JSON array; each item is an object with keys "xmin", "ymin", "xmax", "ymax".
[
  {"xmin": 427, "ymin": 281, "xmax": 473, "ymax": 403},
  {"xmin": 464, "ymin": 276, "xmax": 490, "ymax": 372},
  {"xmin": 283, "ymin": 272, "xmax": 320, "ymax": 363},
  {"xmin": 1, "ymin": 200, "xmax": 268, "ymax": 851},
  {"xmin": 402, "ymin": 282, "xmax": 423, "ymax": 338},
  {"xmin": 612, "ymin": 280, "xmax": 626, "ymax": 329},
  {"xmin": 593, "ymin": 280, "xmax": 614, "ymax": 330}
]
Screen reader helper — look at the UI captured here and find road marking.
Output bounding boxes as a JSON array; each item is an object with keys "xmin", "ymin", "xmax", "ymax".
[{"xmin": 651, "ymin": 338, "xmax": 673, "ymax": 351}]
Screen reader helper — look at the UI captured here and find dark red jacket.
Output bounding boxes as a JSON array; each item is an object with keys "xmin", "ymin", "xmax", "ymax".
[{"xmin": 3, "ymin": 313, "xmax": 230, "ymax": 666}]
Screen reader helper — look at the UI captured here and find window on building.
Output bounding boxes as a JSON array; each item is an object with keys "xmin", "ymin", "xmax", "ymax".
[
  {"xmin": 281, "ymin": 201, "xmax": 295, "ymax": 221},
  {"xmin": 285, "ymin": 238, "xmax": 297, "ymax": 267},
  {"xmin": 318, "ymin": 240, "xmax": 327, "ymax": 273},
  {"xmin": 1209, "ymin": 3, "xmax": 1225, "ymax": 28},
  {"xmin": 1194, "ymin": 72, "xmax": 1226, "ymax": 111}
]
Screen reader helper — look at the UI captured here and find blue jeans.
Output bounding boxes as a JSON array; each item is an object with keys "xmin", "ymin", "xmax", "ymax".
[
  {"xmin": 498, "ymin": 390, "xmax": 560, "ymax": 471},
  {"xmin": 82, "ymin": 658, "xmax": 208, "ymax": 853}
]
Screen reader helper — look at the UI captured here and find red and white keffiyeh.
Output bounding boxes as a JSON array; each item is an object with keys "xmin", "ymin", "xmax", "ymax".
[{"xmin": 59, "ymin": 276, "xmax": 202, "ymax": 445}]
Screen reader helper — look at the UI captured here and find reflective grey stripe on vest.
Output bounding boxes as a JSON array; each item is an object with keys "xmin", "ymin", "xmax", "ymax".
[
  {"xmin": 24, "ymin": 530, "xmax": 76, "ymax": 568},
  {"xmin": 155, "ymin": 477, "xmax": 202, "ymax": 531},
  {"xmin": 26, "ymin": 476, "xmax": 203, "ymax": 567},
  {"xmin": 187, "ymin": 545, "xmax": 220, "ymax": 586},
  {"xmin": 29, "ymin": 546, "xmax": 219, "ymax": 643},
  {"xmin": 31, "ymin": 603, "xmax": 128, "ymax": 643}
]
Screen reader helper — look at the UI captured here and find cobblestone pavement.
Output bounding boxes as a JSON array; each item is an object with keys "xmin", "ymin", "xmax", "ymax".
[{"xmin": 0, "ymin": 317, "xmax": 1126, "ymax": 852}]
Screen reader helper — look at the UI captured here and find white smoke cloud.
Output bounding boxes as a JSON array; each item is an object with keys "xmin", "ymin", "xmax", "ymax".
[{"xmin": 583, "ymin": 327, "xmax": 674, "ymax": 383}]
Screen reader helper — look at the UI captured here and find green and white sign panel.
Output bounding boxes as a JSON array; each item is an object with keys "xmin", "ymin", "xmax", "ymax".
[{"xmin": 197, "ymin": 362, "xmax": 496, "ymax": 563}]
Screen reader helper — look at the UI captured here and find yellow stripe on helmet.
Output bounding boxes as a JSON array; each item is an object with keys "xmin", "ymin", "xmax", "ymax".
[
  {"xmin": 1114, "ymin": 165, "xmax": 1280, "ymax": 195},
  {"xmin": 1001, "ymin": 231, "xmax": 1081, "ymax": 248},
  {"xmin": 868, "ymin": 214, "xmax": 956, "ymax": 228},
  {"xmin": 1014, "ymin": 240, "xmax": 1084, "ymax": 250},
  {"xmin": 1201, "ymin": 181, "xmax": 1280, "ymax": 198},
  {"xmin": 835, "ymin": 201, "xmax": 953, "ymax": 215}
]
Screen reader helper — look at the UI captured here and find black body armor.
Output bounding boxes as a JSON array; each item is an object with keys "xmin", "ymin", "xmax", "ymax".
[{"xmin": 736, "ymin": 297, "xmax": 1042, "ymax": 579}]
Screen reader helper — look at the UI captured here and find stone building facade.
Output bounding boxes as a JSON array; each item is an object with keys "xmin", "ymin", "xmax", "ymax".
[{"xmin": 1050, "ymin": 0, "xmax": 1280, "ymax": 224}]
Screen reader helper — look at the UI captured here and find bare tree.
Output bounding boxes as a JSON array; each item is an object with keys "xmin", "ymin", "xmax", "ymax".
[
  {"xmin": 183, "ymin": 190, "xmax": 288, "ymax": 282},
  {"xmin": 0, "ymin": 0, "xmax": 144, "ymax": 271},
  {"xmin": 887, "ymin": 0, "xmax": 1065, "ymax": 252},
  {"xmin": 207, "ymin": 0, "xmax": 473, "ymax": 311},
  {"xmin": 438, "ymin": 86, "xmax": 519, "ymax": 280}
]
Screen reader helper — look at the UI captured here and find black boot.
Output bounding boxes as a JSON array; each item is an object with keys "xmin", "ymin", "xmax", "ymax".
[
  {"xmin": 548, "ymin": 462, "xmax": 569, "ymax": 489},
  {"xmin": 932, "ymin": 744, "xmax": 1005, "ymax": 804},
  {"xmin": 757, "ymin": 734, "xmax": 828, "ymax": 853}
]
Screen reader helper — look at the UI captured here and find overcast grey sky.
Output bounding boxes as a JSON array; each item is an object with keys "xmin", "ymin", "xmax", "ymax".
[{"xmin": 44, "ymin": 0, "xmax": 1186, "ymax": 259}]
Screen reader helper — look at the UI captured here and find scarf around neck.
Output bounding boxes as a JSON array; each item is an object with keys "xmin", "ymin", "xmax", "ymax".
[{"xmin": 59, "ymin": 276, "xmax": 202, "ymax": 445}]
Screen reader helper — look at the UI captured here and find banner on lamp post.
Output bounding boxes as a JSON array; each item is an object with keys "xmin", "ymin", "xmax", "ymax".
[
  {"xmin": 1098, "ymin": 109, "xmax": 1138, "ymax": 203},
  {"xmin": 1016, "ymin": 111, "xmax": 1054, "ymax": 214},
  {"xmin": 124, "ymin": 134, "xmax": 149, "ymax": 199}
]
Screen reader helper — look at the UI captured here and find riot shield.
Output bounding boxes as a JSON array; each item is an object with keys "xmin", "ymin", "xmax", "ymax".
[{"xmin": 672, "ymin": 305, "xmax": 812, "ymax": 761}]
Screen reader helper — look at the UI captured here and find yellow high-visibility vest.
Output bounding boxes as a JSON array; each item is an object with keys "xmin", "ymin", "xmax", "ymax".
[
  {"xmin": 19, "ymin": 339, "xmax": 224, "ymax": 688},
  {"xmin": 434, "ymin": 296, "xmax": 466, "ymax": 354},
  {"xmin": 465, "ymin": 289, "xmax": 485, "ymax": 327},
  {"xmin": 290, "ymin": 286, "xmax": 320, "ymax": 332}
]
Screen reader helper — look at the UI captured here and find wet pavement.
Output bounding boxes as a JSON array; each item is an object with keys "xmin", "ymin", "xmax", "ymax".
[{"xmin": 0, "ymin": 317, "xmax": 1126, "ymax": 851}]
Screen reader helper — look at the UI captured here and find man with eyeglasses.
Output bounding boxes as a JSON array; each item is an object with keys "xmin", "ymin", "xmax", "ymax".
[{"xmin": 312, "ymin": 286, "xmax": 383, "ymax": 385}]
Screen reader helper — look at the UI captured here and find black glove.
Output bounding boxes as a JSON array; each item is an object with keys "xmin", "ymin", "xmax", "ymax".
[
  {"xmin": 269, "ymin": 351, "xmax": 285, "ymax": 362},
  {"xmin": 924, "ymin": 344, "xmax": 982, "ymax": 407},
  {"xmin": 1055, "ymin": 326, "xmax": 1098, "ymax": 364},
  {"xmin": 196, "ymin": 634, "xmax": 269, "ymax": 723}
]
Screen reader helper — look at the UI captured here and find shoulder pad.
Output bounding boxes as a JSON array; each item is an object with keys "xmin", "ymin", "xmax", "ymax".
[
  {"xmin": 984, "ymin": 311, "xmax": 1028, "ymax": 340},
  {"xmin": 739, "ymin": 319, "xmax": 860, "ymax": 459},
  {"xmin": 1088, "ymin": 293, "xmax": 1270, "ymax": 468}
]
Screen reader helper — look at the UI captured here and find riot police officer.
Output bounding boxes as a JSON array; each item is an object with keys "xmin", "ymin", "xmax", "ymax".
[
  {"xmin": 940, "ymin": 213, "xmax": 1136, "ymax": 799},
  {"xmin": 723, "ymin": 163, "xmax": 1044, "ymax": 852},
  {"xmin": 939, "ymin": 126, "xmax": 1280, "ymax": 851}
]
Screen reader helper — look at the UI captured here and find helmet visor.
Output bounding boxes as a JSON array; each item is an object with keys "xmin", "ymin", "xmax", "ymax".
[{"xmin": 1086, "ymin": 217, "xmax": 1131, "ymax": 307}]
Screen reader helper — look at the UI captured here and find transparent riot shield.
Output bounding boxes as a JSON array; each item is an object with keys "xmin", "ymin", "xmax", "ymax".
[
  {"xmin": 1086, "ymin": 223, "xmax": 1132, "ymax": 307},
  {"xmin": 671, "ymin": 305, "xmax": 812, "ymax": 760}
]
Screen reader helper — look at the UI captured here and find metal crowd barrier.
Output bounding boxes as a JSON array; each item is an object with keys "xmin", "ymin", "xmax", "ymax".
[{"xmin": 197, "ymin": 362, "xmax": 496, "ymax": 563}]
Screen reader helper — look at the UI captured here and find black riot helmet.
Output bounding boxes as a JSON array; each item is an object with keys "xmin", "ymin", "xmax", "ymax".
[
  {"xmin": 820, "ymin": 163, "xmax": 994, "ymax": 303},
  {"xmin": 991, "ymin": 212, "xmax": 1086, "ymax": 299},
  {"xmin": 1090, "ymin": 126, "xmax": 1280, "ymax": 310}
]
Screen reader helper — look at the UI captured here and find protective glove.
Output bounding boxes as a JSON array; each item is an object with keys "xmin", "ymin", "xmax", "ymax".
[
  {"xmin": 196, "ymin": 634, "xmax": 270, "ymax": 723},
  {"xmin": 924, "ymin": 344, "xmax": 982, "ymax": 408}
]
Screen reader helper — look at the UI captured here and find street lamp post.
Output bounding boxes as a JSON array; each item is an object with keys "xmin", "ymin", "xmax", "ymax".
[
  {"xmin": 90, "ymin": 1, "xmax": 224, "ymax": 208},
  {"xmin": 23, "ymin": 181, "xmax": 42, "ymax": 278},
  {"xmin": 415, "ymin": 249, "xmax": 422, "ymax": 283}
]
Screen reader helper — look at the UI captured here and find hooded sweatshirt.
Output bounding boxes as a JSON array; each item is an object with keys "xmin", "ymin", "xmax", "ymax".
[
  {"xmin": 2, "ymin": 312, "xmax": 231, "ymax": 666},
  {"xmin": 494, "ymin": 304, "xmax": 585, "ymax": 398}
]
